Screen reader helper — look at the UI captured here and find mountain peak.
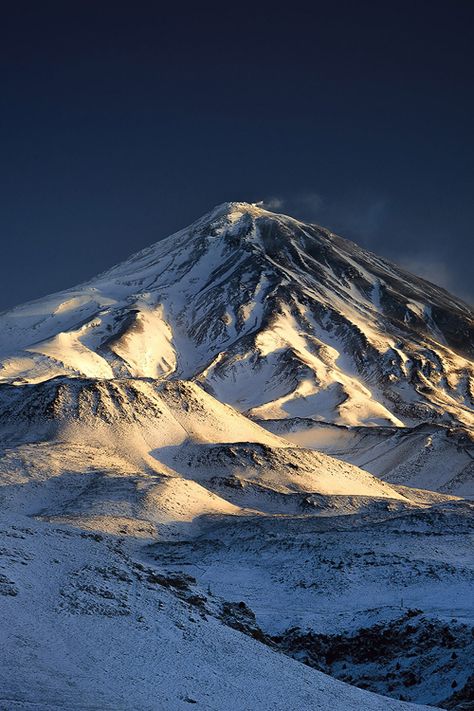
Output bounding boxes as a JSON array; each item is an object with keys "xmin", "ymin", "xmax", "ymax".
[
  {"xmin": 194, "ymin": 201, "xmax": 282, "ymax": 235},
  {"xmin": 206, "ymin": 201, "xmax": 273, "ymax": 219}
]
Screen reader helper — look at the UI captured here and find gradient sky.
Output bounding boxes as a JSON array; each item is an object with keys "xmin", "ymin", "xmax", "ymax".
[{"xmin": 1, "ymin": 1, "xmax": 473, "ymax": 310}]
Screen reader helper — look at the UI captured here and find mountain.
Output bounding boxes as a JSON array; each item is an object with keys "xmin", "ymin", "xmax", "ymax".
[
  {"xmin": 1, "ymin": 202, "xmax": 473, "ymax": 710},
  {"xmin": 0, "ymin": 202, "xmax": 472, "ymax": 430}
]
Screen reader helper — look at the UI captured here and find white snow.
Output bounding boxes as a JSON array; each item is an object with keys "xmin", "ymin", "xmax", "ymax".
[{"xmin": 0, "ymin": 201, "xmax": 472, "ymax": 709}]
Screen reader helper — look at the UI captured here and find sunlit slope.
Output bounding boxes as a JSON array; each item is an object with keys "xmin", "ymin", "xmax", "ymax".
[{"xmin": 0, "ymin": 377, "xmax": 409, "ymax": 539}]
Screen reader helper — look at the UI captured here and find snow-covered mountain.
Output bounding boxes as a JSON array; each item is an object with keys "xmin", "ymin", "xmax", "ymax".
[
  {"xmin": 0, "ymin": 202, "xmax": 472, "ymax": 429},
  {"xmin": 1, "ymin": 202, "xmax": 473, "ymax": 710}
]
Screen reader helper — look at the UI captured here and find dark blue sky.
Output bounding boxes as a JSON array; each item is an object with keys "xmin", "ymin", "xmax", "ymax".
[{"xmin": 1, "ymin": 1, "xmax": 473, "ymax": 309}]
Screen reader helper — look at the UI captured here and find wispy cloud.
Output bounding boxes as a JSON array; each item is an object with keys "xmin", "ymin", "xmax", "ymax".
[
  {"xmin": 398, "ymin": 255, "xmax": 455, "ymax": 292},
  {"xmin": 262, "ymin": 192, "xmax": 324, "ymax": 221},
  {"xmin": 262, "ymin": 190, "xmax": 389, "ymax": 240},
  {"xmin": 261, "ymin": 196, "xmax": 286, "ymax": 211}
]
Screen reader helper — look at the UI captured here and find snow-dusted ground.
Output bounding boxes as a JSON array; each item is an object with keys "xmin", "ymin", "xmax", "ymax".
[
  {"xmin": 0, "ymin": 511, "xmax": 436, "ymax": 711},
  {"xmin": 0, "ymin": 500, "xmax": 438, "ymax": 711}
]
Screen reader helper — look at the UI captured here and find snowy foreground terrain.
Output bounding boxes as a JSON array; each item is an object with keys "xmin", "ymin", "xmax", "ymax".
[{"xmin": 0, "ymin": 203, "xmax": 472, "ymax": 710}]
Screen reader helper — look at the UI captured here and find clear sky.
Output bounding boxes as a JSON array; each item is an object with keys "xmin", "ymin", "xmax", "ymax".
[{"xmin": 1, "ymin": 1, "xmax": 473, "ymax": 309}]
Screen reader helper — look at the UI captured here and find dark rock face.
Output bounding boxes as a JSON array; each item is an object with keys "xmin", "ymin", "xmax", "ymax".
[
  {"xmin": 220, "ymin": 600, "xmax": 271, "ymax": 644},
  {"xmin": 272, "ymin": 611, "xmax": 474, "ymax": 708}
]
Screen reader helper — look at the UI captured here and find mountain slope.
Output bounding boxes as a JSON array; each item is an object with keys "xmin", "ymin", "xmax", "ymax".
[
  {"xmin": 0, "ymin": 202, "xmax": 472, "ymax": 709},
  {"xmin": 0, "ymin": 512, "xmax": 434, "ymax": 711},
  {"xmin": 0, "ymin": 202, "xmax": 472, "ymax": 429}
]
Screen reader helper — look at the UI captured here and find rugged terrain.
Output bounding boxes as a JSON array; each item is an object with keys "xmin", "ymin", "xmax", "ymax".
[{"xmin": 0, "ymin": 203, "xmax": 472, "ymax": 710}]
